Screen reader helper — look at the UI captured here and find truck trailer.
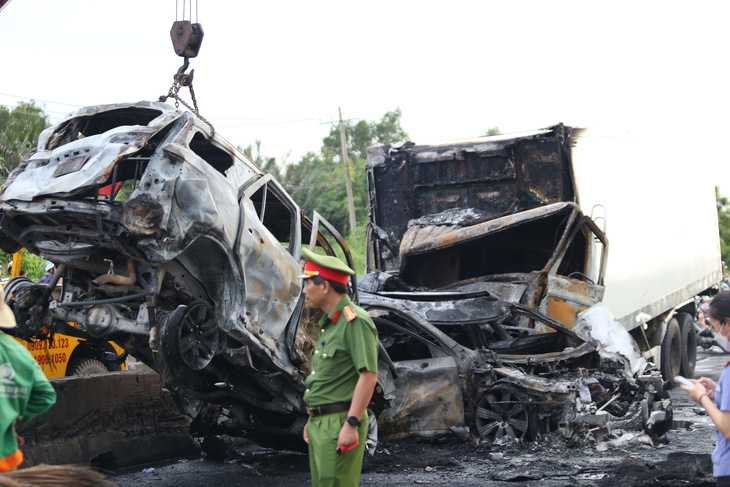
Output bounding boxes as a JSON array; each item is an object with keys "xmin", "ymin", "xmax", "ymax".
[{"xmin": 363, "ymin": 124, "xmax": 722, "ymax": 381}]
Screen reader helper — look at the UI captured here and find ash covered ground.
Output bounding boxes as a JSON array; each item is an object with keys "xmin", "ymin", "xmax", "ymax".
[{"xmin": 111, "ymin": 350, "xmax": 725, "ymax": 487}]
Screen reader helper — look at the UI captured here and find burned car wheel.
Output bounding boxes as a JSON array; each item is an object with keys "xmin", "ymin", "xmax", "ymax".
[
  {"xmin": 475, "ymin": 383, "xmax": 536, "ymax": 444},
  {"xmin": 161, "ymin": 302, "xmax": 219, "ymax": 371}
]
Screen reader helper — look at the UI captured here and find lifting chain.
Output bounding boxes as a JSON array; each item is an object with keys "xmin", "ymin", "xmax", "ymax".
[
  {"xmin": 159, "ymin": 8, "xmax": 214, "ymax": 137},
  {"xmin": 159, "ymin": 59, "xmax": 215, "ymax": 137}
]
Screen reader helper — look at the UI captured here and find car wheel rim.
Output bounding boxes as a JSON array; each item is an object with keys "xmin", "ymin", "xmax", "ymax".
[{"xmin": 475, "ymin": 385, "xmax": 530, "ymax": 443}]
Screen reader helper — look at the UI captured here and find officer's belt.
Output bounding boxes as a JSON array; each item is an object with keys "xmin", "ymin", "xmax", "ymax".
[{"xmin": 306, "ymin": 401, "xmax": 351, "ymax": 417}]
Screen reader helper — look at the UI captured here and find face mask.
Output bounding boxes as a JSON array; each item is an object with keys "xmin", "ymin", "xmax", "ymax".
[{"xmin": 716, "ymin": 322, "xmax": 730, "ymax": 352}]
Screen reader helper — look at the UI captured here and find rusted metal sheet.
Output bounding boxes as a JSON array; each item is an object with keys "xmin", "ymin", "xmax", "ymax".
[{"xmin": 541, "ymin": 275, "xmax": 605, "ymax": 329}]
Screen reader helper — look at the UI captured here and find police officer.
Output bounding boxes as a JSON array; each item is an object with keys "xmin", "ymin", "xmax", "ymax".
[{"xmin": 299, "ymin": 248, "xmax": 378, "ymax": 487}]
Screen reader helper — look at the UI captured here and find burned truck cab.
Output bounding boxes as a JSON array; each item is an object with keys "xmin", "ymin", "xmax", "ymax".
[{"xmin": 364, "ymin": 125, "xmax": 608, "ymax": 328}]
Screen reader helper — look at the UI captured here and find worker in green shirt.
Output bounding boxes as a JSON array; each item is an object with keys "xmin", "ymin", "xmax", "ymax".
[
  {"xmin": 0, "ymin": 287, "xmax": 57, "ymax": 472},
  {"xmin": 299, "ymin": 248, "xmax": 379, "ymax": 487}
]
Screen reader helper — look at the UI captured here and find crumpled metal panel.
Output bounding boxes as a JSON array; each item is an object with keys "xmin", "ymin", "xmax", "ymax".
[
  {"xmin": 239, "ymin": 196, "xmax": 301, "ymax": 342},
  {"xmin": 2, "ymin": 103, "xmax": 178, "ymax": 201},
  {"xmin": 365, "ymin": 125, "xmax": 576, "ymax": 262},
  {"xmin": 377, "ymin": 357, "xmax": 465, "ymax": 438},
  {"xmin": 396, "ymin": 202, "xmax": 580, "ymax": 294},
  {"xmin": 492, "ymin": 366, "xmax": 582, "ymax": 394},
  {"xmin": 399, "ymin": 202, "xmax": 574, "ymax": 258},
  {"xmin": 539, "ymin": 275, "xmax": 605, "ymax": 329},
  {"xmin": 0, "ymin": 102, "xmax": 262, "ymax": 265}
]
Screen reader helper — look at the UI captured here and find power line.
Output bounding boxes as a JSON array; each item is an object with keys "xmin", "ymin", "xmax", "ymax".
[
  {"xmin": 213, "ymin": 117, "xmax": 325, "ymax": 128},
  {"xmin": 0, "ymin": 92, "xmax": 338, "ymax": 129},
  {"xmin": 0, "ymin": 92, "xmax": 84, "ymax": 110}
]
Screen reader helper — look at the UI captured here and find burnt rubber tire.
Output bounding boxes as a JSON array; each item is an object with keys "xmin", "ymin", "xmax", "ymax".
[
  {"xmin": 3, "ymin": 276, "xmax": 34, "ymax": 325},
  {"xmin": 475, "ymin": 383, "xmax": 537, "ymax": 444},
  {"xmin": 66, "ymin": 358, "xmax": 109, "ymax": 376},
  {"xmin": 677, "ymin": 312, "xmax": 697, "ymax": 379},
  {"xmin": 661, "ymin": 318, "xmax": 682, "ymax": 382},
  {"xmin": 3, "ymin": 276, "xmax": 33, "ymax": 303},
  {"xmin": 161, "ymin": 302, "xmax": 219, "ymax": 371},
  {"xmin": 361, "ymin": 409, "xmax": 378, "ymax": 471}
]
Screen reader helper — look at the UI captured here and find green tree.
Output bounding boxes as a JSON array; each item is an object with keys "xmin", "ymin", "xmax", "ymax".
[
  {"xmin": 321, "ymin": 108, "xmax": 409, "ymax": 161},
  {"xmin": 284, "ymin": 108, "xmax": 409, "ymax": 234},
  {"xmin": 241, "ymin": 140, "xmax": 281, "ymax": 180},
  {"xmin": 717, "ymin": 188, "xmax": 730, "ymax": 265},
  {"xmin": 0, "ymin": 101, "xmax": 50, "ymax": 182},
  {"xmin": 483, "ymin": 126, "xmax": 501, "ymax": 136}
]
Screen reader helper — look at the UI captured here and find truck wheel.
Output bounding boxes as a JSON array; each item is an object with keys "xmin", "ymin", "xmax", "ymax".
[
  {"xmin": 66, "ymin": 358, "xmax": 109, "ymax": 376},
  {"xmin": 660, "ymin": 318, "xmax": 682, "ymax": 382},
  {"xmin": 676, "ymin": 312, "xmax": 697, "ymax": 378}
]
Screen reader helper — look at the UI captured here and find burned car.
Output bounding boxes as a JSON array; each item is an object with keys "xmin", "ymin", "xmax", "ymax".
[
  {"xmin": 358, "ymin": 281, "xmax": 672, "ymax": 444},
  {"xmin": 0, "ymin": 101, "xmax": 351, "ymax": 447},
  {"xmin": 0, "ymin": 105, "xmax": 669, "ymax": 454}
]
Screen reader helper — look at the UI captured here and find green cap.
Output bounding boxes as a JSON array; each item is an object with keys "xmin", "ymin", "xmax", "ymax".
[{"xmin": 298, "ymin": 248, "xmax": 354, "ymax": 284}]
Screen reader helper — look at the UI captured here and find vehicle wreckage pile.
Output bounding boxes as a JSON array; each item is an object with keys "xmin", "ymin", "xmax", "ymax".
[{"xmin": 0, "ymin": 103, "xmax": 671, "ymax": 459}]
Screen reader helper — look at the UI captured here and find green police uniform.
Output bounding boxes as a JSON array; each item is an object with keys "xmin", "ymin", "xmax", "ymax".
[{"xmin": 300, "ymin": 250, "xmax": 379, "ymax": 487}]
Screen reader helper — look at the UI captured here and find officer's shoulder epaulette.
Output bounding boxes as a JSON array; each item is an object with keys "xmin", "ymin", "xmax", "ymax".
[{"xmin": 343, "ymin": 306, "xmax": 358, "ymax": 322}]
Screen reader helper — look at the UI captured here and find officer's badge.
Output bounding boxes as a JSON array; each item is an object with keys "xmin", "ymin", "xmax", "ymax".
[{"xmin": 343, "ymin": 306, "xmax": 357, "ymax": 322}]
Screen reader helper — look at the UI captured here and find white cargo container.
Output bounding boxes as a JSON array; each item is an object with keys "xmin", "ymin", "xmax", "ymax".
[
  {"xmin": 365, "ymin": 125, "xmax": 722, "ymax": 380},
  {"xmin": 570, "ymin": 128, "xmax": 722, "ymax": 378}
]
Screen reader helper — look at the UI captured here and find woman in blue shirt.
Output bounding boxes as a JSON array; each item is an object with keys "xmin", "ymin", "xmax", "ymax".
[{"xmin": 681, "ymin": 291, "xmax": 730, "ymax": 486}]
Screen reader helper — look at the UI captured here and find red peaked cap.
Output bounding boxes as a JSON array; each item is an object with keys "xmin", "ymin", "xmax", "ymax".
[
  {"xmin": 298, "ymin": 248, "xmax": 355, "ymax": 284},
  {"xmin": 302, "ymin": 260, "xmax": 350, "ymax": 284}
]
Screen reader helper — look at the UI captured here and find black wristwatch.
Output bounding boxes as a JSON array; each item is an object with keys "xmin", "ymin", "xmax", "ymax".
[{"xmin": 346, "ymin": 415, "xmax": 361, "ymax": 427}]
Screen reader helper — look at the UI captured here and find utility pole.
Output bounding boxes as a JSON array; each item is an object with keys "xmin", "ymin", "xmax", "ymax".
[{"xmin": 339, "ymin": 107, "xmax": 357, "ymax": 232}]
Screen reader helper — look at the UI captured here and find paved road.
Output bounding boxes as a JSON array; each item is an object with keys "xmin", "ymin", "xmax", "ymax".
[{"xmin": 110, "ymin": 349, "xmax": 729, "ymax": 487}]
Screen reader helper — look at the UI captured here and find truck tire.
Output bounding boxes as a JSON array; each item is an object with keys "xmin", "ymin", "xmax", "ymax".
[
  {"xmin": 660, "ymin": 318, "xmax": 682, "ymax": 382},
  {"xmin": 66, "ymin": 358, "xmax": 109, "ymax": 376},
  {"xmin": 676, "ymin": 312, "xmax": 697, "ymax": 378}
]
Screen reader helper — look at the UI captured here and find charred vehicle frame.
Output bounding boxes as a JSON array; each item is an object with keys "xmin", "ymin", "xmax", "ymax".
[
  {"xmin": 0, "ymin": 107, "xmax": 670, "ymax": 453},
  {"xmin": 0, "ymin": 101, "xmax": 356, "ymax": 447},
  {"xmin": 356, "ymin": 129, "xmax": 672, "ymax": 443}
]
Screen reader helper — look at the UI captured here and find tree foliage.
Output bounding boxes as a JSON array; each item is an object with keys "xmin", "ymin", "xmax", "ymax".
[
  {"xmin": 0, "ymin": 101, "xmax": 50, "ymax": 182},
  {"xmin": 321, "ymin": 108, "xmax": 409, "ymax": 162},
  {"xmin": 717, "ymin": 188, "xmax": 730, "ymax": 266},
  {"xmin": 282, "ymin": 108, "xmax": 409, "ymax": 232},
  {"xmin": 242, "ymin": 140, "xmax": 281, "ymax": 180}
]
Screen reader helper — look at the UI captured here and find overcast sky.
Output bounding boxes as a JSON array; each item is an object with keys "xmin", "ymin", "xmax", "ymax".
[{"xmin": 2, "ymin": 1, "xmax": 729, "ymax": 180}]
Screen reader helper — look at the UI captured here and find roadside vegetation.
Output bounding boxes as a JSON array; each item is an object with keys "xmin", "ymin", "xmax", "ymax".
[
  {"xmin": 717, "ymin": 188, "xmax": 730, "ymax": 266},
  {"xmin": 0, "ymin": 101, "xmax": 50, "ymax": 280}
]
